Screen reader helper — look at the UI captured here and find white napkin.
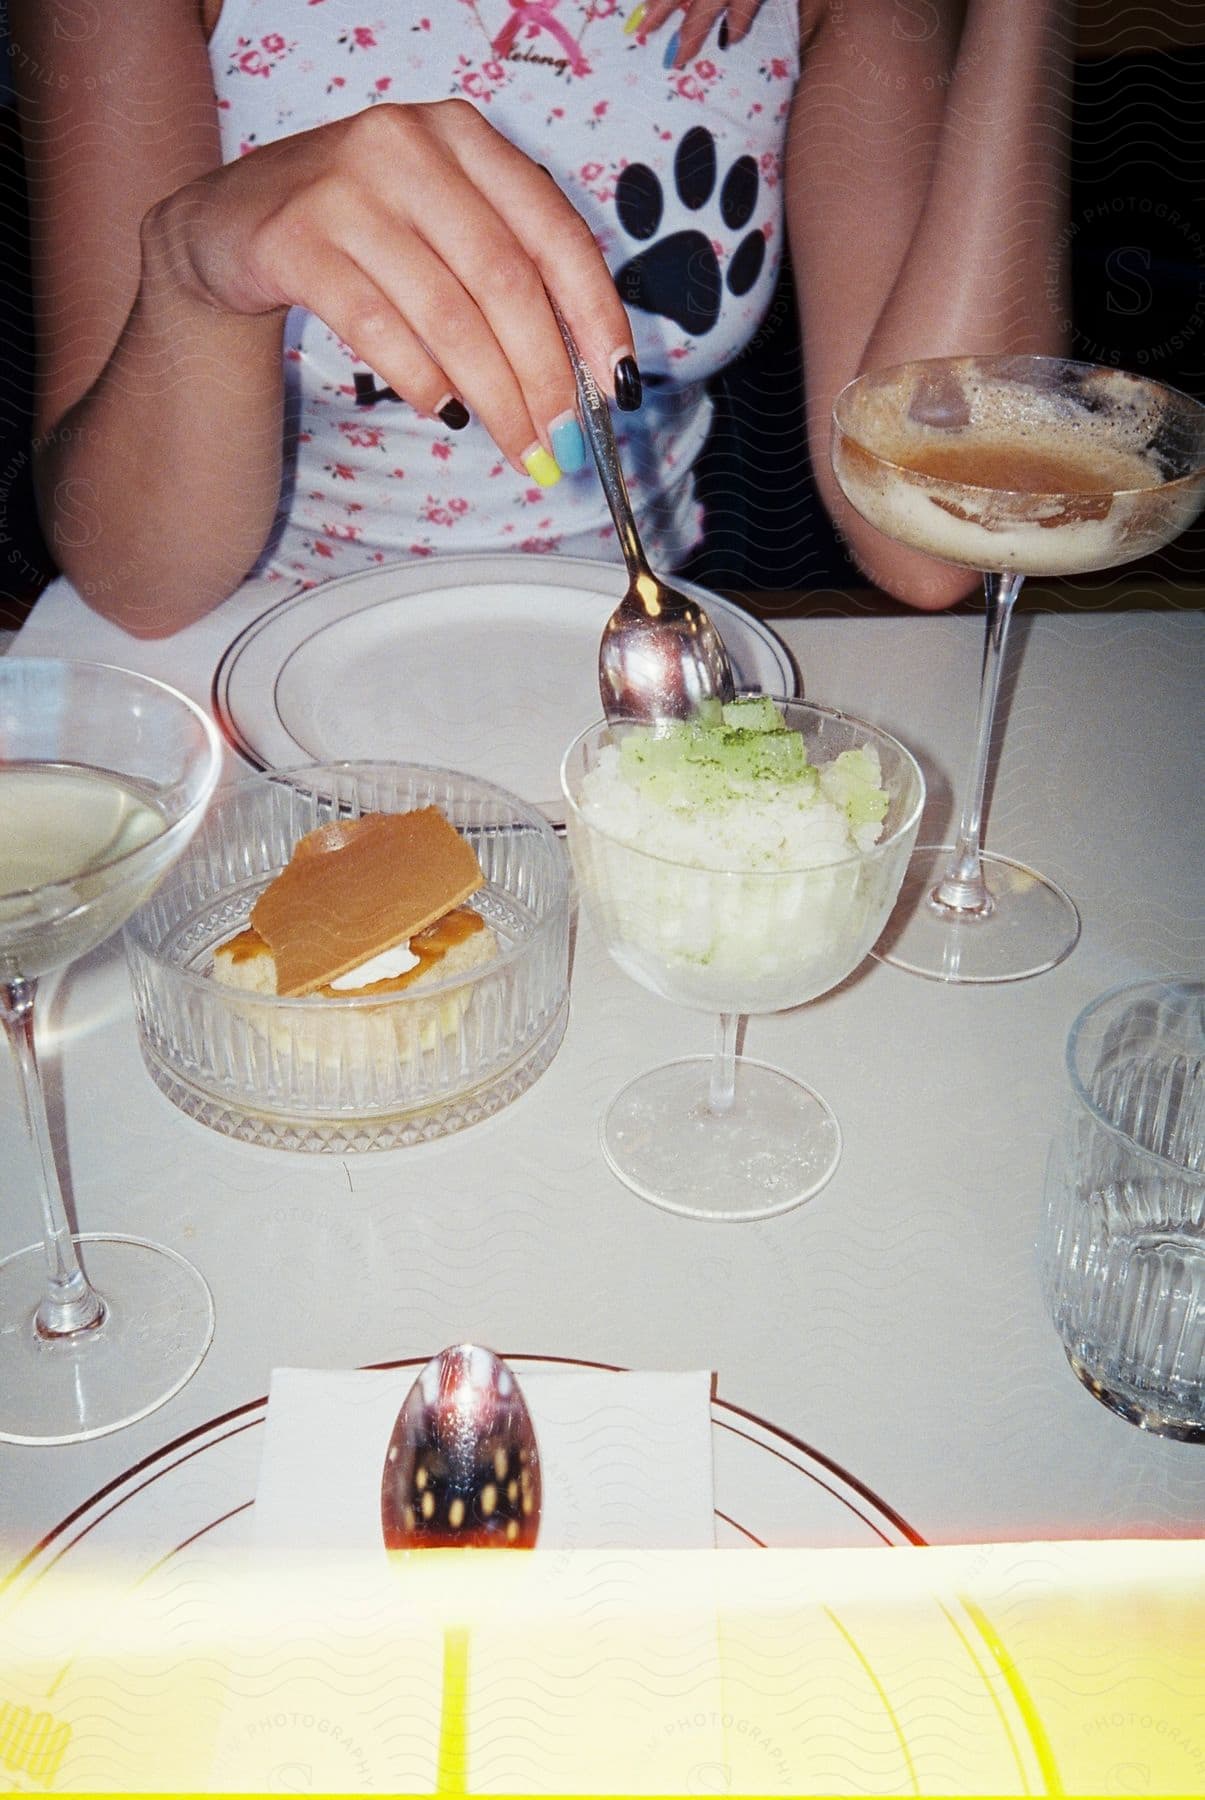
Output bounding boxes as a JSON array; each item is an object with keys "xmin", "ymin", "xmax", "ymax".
[{"xmin": 254, "ymin": 1365, "xmax": 716, "ymax": 1554}]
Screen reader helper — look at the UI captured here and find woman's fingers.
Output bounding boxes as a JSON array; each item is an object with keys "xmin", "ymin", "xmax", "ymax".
[
  {"xmin": 172, "ymin": 100, "xmax": 641, "ymax": 480},
  {"xmin": 725, "ymin": 0, "xmax": 764, "ymax": 43},
  {"xmin": 420, "ymin": 105, "xmax": 636, "ymax": 412},
  {"xmin": 331, "ymin": 199, "xmax": 568, "ymax": 480},
  {"xmin": 330, "ymin": 111, "xmax": 582, "ymax": 475},
  {"xmin": 635, "ymin": 0, "xmax": 765, "ymax": 66}
]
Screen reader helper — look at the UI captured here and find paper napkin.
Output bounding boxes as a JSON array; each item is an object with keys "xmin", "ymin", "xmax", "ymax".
[{"xmin": 253, "ymin": 1364, "xmax": 716, "ymax": 1553}]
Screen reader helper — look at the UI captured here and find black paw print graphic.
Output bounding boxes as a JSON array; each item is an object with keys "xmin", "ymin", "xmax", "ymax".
[{"xmin": 614, "ymin": 126, "xmax": 765, "ymax": 337}]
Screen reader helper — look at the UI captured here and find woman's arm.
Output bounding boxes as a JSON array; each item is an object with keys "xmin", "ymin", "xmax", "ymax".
[
  {"xmin": 10, "ymin": 0, "xmax": 636, "ymax": 636},
  {"xmin": 10, "ymin": 0, "xmax": 285, "ymax": 633},
  {"xmin": 787, "ymin": 0, "xmax": 1074, "ymax": 607}
]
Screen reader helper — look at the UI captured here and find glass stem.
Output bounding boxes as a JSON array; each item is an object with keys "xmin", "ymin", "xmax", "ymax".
[
  {"xmin": 708, "ymin": 1012, "xmax": 739, "ymax": 1115},
  {"xmin": 1, "ymin": 977, "xmax": 106, "ymax": 1339},
  {"xmin": 931, "ymin": 570, "xmax": 1026, "ymax": 915}
]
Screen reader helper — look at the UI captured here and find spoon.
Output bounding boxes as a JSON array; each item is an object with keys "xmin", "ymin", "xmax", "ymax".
[
  {"xmin": 381, "ymin": 1345, "xmax": 540, "ymax": 1791},
  {"xmin": 554, "ymin": 310, "xmax": 735, "ymax": 723},
  {"xmin": 381, "ymin": 1343, "xmax": 541, "ymax": 1550}
]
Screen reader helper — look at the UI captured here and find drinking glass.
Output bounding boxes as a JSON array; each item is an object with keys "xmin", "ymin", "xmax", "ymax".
[
  {"xmin": 1041, "ymin": 977, "xmax": 1203, "ymax": 1440},
  {"xmin": 832, "ymin": 354, "xmax": 1205, "ymax": 984},
  {"xmin": 0, "ymin": 659, "xmax": 222, "ymax": 1444},
  {"xmin": 561, "ymin": 701, "xmax": 924, "ymax": 1221}
]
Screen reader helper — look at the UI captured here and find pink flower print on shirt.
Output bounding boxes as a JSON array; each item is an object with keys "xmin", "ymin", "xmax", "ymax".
[
  {"xmin": 491, "ymin": 0, "xmax": 590, "ymax": 78},
  {"xmin": 761, "ymin": 56, "xmax": 790, "ymax": 82},
  {"xmin": 519, "ymin": 535, "xmax": 562, "ymax": 554},
  {"xmin": 454, "ymin": 53, "xmax": 508, "ymax": 103},
  {"xmin": 338, "ymin": 420, "xmax": 386, "ymax": 450},
  {"xmin": 422, "ymin": 495, "xmax": 471, "ymax": 527},
  {"xmin": 671, "ymin": 68, "xmax": 710, "ymax": 102},
  {"xmin": 338, "ymin": 25, "xmax": 380, "ymax": 51},
  {"xmin": 228, "ymin": 33, "xmax": 295, "ymax": 79},
  {"xmin": 432, "ymin": 441, "xmax": 453, "ymax": 461}
]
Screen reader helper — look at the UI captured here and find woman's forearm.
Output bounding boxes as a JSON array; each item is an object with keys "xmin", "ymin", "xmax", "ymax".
[
  {"xmin": 865, "ymin": 0, "xmax": 1074, "ymax": 367},
  {"xmin": 790, "ymin": 0, "xmax": 1074, "ymax": 606},
  {"xmin": 33, "ymin": 217, "xmax": 287, "ymax": 638}
]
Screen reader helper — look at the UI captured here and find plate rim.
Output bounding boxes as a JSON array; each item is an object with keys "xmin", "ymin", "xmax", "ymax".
[
  {"xmin": 3, "ymin": 1352, "xmax": 922, "ymax": 1592},
  {"xmin": 211, "ymin": 553, "xmax": 801, "ymax": 783}
]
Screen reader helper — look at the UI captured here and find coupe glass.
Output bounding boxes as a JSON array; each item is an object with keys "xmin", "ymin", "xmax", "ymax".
[
  {"xmin": 0, "ymin": 659, "xmax": 222, "ymax": 1444},
  {"xmin": 561, "ymin": 701, "xmax": 924, "ymax": 1221},
  {"xmin": 832, "ymin": 354, "xmax": 1205, "ymax": 984}
]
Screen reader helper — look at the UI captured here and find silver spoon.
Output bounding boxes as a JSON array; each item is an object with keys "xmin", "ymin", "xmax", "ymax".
[
  {"xmin": 554, "ymin": 310, "xmax": 735, "ymax": 722},
  {"xmin": 381, "ymin": 1343, "xmax": 541, "ymax": 1550}
]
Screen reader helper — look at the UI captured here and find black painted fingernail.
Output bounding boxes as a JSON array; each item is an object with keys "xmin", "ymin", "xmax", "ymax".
[
  {"xmin": 613, "ymin": 356, "xmax": 643, "ymax": 412},
  {"xmin": 718, "ymin": 14, "xmax": 729, "ymax": 48},
  {"xmin": 438, "ymin": 398, "xmax": 471, "ymax": 430}
]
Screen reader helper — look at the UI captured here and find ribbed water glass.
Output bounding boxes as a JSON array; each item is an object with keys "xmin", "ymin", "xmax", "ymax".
[{"xmin": 1041, "ymin": 977, "xmax": 1204, "ymax": 1440}]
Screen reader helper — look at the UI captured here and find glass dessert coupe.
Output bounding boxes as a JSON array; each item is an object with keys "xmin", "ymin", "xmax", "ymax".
[
  {"xmin": 0, "ymin": 659, "xmax": 222, "ymax": 1445},
  {"xmin": 832, "ymin": 354, "xmax": 1205, "ymax": 983},
  {"xmin": 561, "ymin": 702, "xmax": 924, "ymax": 1221}
]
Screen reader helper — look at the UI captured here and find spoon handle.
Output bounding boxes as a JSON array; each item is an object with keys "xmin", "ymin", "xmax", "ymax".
[{"xmin": 553, "ymin": 306, "xmax": 649, "ymax": 586}]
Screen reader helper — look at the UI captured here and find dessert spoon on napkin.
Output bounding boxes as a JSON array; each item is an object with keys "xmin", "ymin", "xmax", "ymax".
[
  {"xmin": 381, "ymin": 1343, "xmax": 541, "ymax": 1791},
  {"xmin": 554, "ymin": 309, "xmax": 735, "ymax": 723}
]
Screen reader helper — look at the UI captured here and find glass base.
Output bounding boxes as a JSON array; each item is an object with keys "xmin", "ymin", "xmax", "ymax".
[
  {"xmin": 1066, "ymin": 1352, "xmax": 1204, "ymax": 1444},
  {"xmin": 873, "ymin": 845, "xmax": 1080, "ymax": 984},
  {"xmin": 0, "ymin": 1234, "xmax": 215, "ymax": 1445},
  {"xmin": 601, "ymin": 1055, "xmax": 842, "ymax": 1222}
]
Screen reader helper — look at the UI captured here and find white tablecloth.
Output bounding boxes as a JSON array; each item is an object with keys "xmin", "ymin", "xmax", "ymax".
[{"xmin": 2, "ymin": 574, "xmax": 1203, "ymax": 1555}]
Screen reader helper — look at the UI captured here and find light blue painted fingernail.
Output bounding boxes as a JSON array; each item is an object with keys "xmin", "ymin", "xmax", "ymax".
[
  {"xmin": 662, "ymin": 29, "xmax": 680, "ymax": 66},
  {"xmin": 549, "ymin": 413, "xmax": 587, "ymax": 476}
]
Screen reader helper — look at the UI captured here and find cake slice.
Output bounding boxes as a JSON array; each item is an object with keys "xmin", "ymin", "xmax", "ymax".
[{"xmin": 211, "ymin": 808, "xmax": 499, "ymax": 1069}]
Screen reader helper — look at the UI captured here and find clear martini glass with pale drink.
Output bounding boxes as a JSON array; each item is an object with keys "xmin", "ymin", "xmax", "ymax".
[
  {"xmin": 832, "ymin": 354, "xmax": 1205, "ymax": 983},
  {"xmin": 0, "ymin": 659, "xmax": 222, "ymax": 1444}
]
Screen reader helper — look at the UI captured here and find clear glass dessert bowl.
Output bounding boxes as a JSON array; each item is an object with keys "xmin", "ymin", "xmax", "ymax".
[
  {"xmin": 123, "ymin": 763, "xmax": 570, "ymax": 1151},
  {"xmin": 561, "ymin": 701, "xmax": 925, "ymax": 1220}
]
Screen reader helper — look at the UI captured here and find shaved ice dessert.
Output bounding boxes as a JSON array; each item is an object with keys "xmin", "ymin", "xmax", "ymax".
[{"xmin": 563, "ymin": 699, "xmax": 923, "ymax": 1014}]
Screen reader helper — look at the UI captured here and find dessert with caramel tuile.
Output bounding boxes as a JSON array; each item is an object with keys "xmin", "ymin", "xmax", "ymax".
[{"xmin": 213, "ymin": 807, "xmax": 498, "ymax": 1057}]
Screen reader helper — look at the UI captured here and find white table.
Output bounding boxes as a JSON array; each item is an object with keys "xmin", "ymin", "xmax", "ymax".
[{"xmin": 2, "ymin": 575, "xmax": 1203, "ymax": 1562}]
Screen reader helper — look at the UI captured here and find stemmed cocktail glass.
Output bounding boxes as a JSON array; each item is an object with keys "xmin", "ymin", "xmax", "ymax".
[
  {"xmin": 832, "ymin": 355, "xmax": 1205, "ymax": 984},
  {"xmin": 561, "ymin": 702, "xmax": 924, "ymax": 1221},
  {"xmin": 0, "ymin": 659, "xmax": 222, "ymax": 1444}
]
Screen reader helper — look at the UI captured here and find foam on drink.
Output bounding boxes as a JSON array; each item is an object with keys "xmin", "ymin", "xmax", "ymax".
[{"xmin": 833, "ymin": 359, "xmax": 1205, "ymax": 575}]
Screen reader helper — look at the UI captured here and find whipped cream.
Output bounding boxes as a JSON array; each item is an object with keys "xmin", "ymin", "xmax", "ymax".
[{"xmin": 329, "ymin": 941, "xmax": 420, "ymax": 991}]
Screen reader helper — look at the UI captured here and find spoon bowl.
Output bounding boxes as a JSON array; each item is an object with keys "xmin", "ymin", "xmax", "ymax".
[
  {"xmin": 556, "ymin": 313, "xmax": 735, "ymax": 722},
  {"xmin": 381, "ymin": 1343, "xmax": 541, "ymax": 1551}
]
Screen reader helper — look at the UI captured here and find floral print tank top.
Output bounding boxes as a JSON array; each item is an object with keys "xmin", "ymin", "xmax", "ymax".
[{"xmin": 208, "ymin": 0, "xmax": 801, "ymax": 584}]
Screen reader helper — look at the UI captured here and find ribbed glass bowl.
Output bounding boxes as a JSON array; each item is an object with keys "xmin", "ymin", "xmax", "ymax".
[{"xmin": 123, "ymin": 763, "xmax": 571, "ymax": 1151}]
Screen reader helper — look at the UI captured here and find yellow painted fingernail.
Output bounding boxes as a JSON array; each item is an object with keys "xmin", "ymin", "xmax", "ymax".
[
  {"xmin": 523, "ymin": 445, "xmax": 561, "ymax": 488},
  {"xmin": 625, "ymin": 3, "xmax": 646, "ymax": 35}
]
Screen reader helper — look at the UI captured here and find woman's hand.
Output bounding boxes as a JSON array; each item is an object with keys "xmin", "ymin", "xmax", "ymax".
[
  {"xmin": 147, "ymin": 99, "xmax": 639, "ymax": 480},
  {"xmin": 633, "ymin": 0, "xmax": 765, "ymax": 69}
]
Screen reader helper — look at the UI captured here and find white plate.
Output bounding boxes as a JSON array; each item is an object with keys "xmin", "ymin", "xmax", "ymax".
[
  {"xmin": 1, "ymin": 1362, "xmax": 1053, "ymax": 1795},
  {"xmin": 5, "ymin": 1360, "xmax": 918, "ymax": 1579},
  {"xmin": 213, "ymin": 555, "xmax": 799, "ymax": 818}
]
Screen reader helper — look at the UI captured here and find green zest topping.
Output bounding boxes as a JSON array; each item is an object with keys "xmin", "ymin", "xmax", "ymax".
[{"xmin": 618, "ymin": 699, "xmax": 887, "ymax": 831}]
